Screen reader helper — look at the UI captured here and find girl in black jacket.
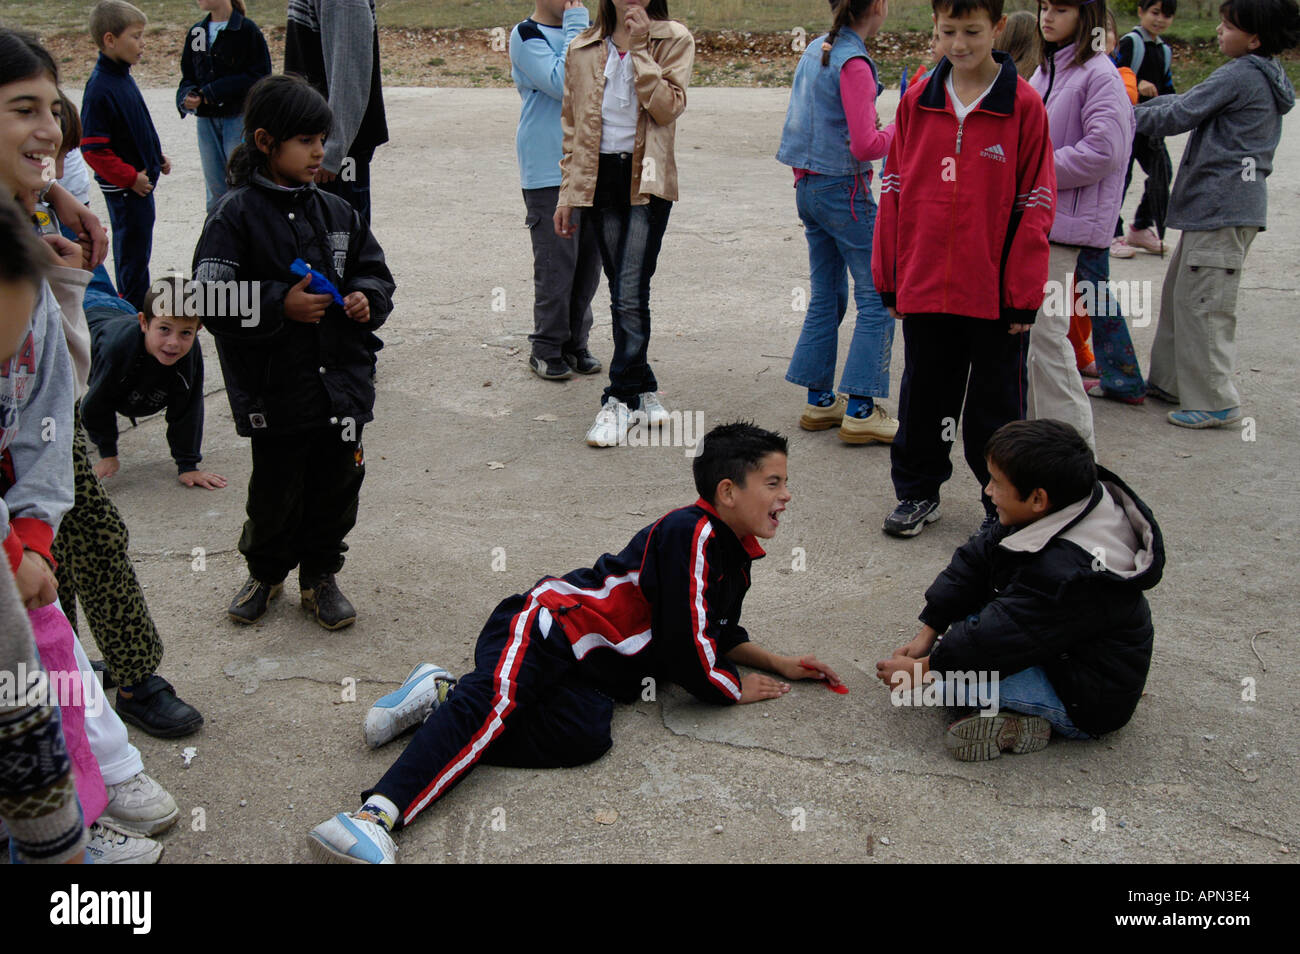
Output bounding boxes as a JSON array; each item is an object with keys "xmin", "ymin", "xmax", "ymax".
[
  {"xmin": 177, "ymin": 0, "xmax": 271, "ymax": 211},
  {"xmin": 192, "ymin": 75, "xmax": 396, "ymax": 631}
]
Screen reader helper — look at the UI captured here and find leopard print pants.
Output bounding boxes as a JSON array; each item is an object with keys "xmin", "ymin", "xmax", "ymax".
[{"xmin": 50, "ymin": 406, "xmax": 163, "ymax": 687}]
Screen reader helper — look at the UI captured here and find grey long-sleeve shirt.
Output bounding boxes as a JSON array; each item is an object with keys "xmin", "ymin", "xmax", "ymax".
[{"xmin": 1135, "ymin": 54, "xmax": 1295, "ymax": 232}]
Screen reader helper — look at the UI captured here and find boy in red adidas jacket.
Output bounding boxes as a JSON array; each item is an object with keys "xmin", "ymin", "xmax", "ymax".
[
  {"xmin": 873, "ymin": 0, "xmax": 1055, "ymax": 540},
  {"xmin": 308, "ymin": 422, "xmax": 843, "ymax": 863}
]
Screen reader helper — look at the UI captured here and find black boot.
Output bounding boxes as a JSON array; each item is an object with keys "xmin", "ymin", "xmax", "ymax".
[
  {"xmin": 228, "ymin": 576, "xmax": 283, "ymax": 624},
  {"xmin": 116, "ymin": 675, "xmax": 204, "ymax": 738},
  {"xmin": 300, "ymin": 573, "xmax": 356, "ymax": 630}
]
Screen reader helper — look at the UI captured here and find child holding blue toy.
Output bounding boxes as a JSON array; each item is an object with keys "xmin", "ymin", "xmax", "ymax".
[
  {"xmin": 777, "ymin": 0, "xmax": 898, "ymax": 446},
  {"xmin": 192, "ymin": 74, "xmax": 395, "ymax": 630}
]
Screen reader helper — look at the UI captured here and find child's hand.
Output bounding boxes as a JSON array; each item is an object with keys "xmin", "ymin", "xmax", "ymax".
[
  {"xmin": 160, "ymin": 155, "xmax": 172, "ymax": 175},
  {"xmin": 887, "ymin": 306, "xmax": 903, "ymax": 320},
  {"xmin": 564, "ymin": 0, "xmax": 585, "ymax": 8},
  {"xmin": 93, "ymin": 456, "xmax": 119, "ymax": 479},
  {"xmin": 777, "ymin": 654, "xmax": 844, "ymax": 687},
  {"xmin": 739, "ymin": 672, "xmax": 791, "ymax": 704},
  {"xmin": 131, "ymin": 172, "xmax": 154, "ymax": 196},
  {"xmin": 314, "ymin": 167, "xmax": 337, "ymax": 184},
  {"xmin": 42, "ymin": 234, "xmax": 84, "ymax": 271},
  {"xmin": 554, "ymin": 205, "xmax": 575, "ymax": 238},
  {"xmin": 343, "ymin": 291, "xmax": 371, "ymax": 323},
  {"xmin": 183, "ymin": 93, "xmax": 201, "ymax": 112},
  {"xmin": 1007, "ymin": 323, "xmax": 1030, "ymax": 334},
  {"xmin": 891, "ymin": 625, "xmax": 937, "ymax": 660},
  {"xmin": 47, "ymin": 187, "xmax": 108, "ymax": 268},
  {"xmin": 179, "ymin": 469, "xmax": 227, "ymax": 490},
  {"xmin": 284, "ymin": 274, "xmax": 333, "ymax": 324},
  {"xmin": 876, "ymin": 654, "xmax": 930, "ymax": 692},
  {"xmin": 15, "ymin": 550, "xmax": 58, "ymax": 610},
  {"xmin": 1138, "ymin": 80, "xmax": 1158, "ymax": 98},
  {"xmin": 625, "ymin": 3, "xmax": 651, "ymax": 41}
]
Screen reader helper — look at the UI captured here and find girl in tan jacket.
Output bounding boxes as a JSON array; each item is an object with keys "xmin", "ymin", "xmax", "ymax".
[{"xmin": 553, "ymin": 0, "xmax": 693, "ymax": 447}]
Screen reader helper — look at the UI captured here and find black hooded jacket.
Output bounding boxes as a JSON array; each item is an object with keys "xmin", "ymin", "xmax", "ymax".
[{"xmin": 924, "ymin": 466, "xmax": 1165, "ymax": 737}]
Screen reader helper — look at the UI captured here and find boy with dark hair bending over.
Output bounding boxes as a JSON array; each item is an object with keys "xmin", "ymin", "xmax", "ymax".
[
  {"xmin": 876, "ymin": 419, "xmax": 1165, "ymax": 760},
  {"xmin": 310, "ymin": 422, "xmax": 843, "ymax": 863}
]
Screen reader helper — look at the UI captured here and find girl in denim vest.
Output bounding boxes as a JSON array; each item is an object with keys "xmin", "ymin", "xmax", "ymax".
[
  {"xmin": 776, "ymin": 0, "xmax": 899, "ymax": 446},
  {"xmin": 555, "ymin": 0, "xmax": 694, "ymax": 448}
]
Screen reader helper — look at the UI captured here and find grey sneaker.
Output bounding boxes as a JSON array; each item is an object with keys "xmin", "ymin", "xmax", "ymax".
[
  {"xmin": 86, "ymin": 819, "xmax": 163, "ymax": 864},
  {"xmin": 883, "ymin": 498, "xmax": 941, "ymax": 538}
]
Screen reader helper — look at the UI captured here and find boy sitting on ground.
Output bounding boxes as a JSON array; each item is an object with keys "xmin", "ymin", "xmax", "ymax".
[
  {"xmin": 309, "ymin": 421, "xmax": 843, "ymax": 863},
  {"xmin": 82, "ymin": 275, "xmax": 225, "ymax": 489},
  {"xmin": 876, "ymin": 419, "xmax": 1164, "ymax": 760}
]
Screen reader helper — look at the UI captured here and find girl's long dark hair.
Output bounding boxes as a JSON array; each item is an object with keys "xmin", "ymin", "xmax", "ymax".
[
  {"xmin": 823, "ymin": 0, "xmax": 874, "ymax": 66},
  {"xmin": 0, "ymin": 28, "xmax": 59, "ymax": 87},
  {"xmin": 226, "ymin": 74, "xmax": 332, "ymax": 188},
  {"xmin": 1039, "ymin": 0, "xmax": 1108, "ymax": 68},
  {"xmin": 594, "ymin": 0, "xmax": 670, "ymax": 38}
]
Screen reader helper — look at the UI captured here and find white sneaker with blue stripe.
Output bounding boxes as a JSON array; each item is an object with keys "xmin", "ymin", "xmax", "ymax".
[
  {"xmin": 308, "ymin": 812, "xmax": 397, "ymax": 864},
  {"xmin": 363, "ymin": 663, "xmax": 455, "ymax": 748}
]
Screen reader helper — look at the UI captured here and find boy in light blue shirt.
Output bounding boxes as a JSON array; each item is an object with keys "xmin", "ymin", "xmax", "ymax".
[{"xmin": 511, "ymin": 0, "xmax": 602, "ymax": 381}]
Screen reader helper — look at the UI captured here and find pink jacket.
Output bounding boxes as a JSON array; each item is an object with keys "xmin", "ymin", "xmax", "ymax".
[{"xmin": 1030, "ymin": 44, "xmax": 1134, "ymax": 249}]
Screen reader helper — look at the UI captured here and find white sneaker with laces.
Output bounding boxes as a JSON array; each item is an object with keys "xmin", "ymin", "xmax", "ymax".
[
  {"xmin": 639, "ymin": 391, "xmax": 670, "ymax": 427},
  {"xmin": 103, "ymin": 771, "xmax": 179, "ymax": 836},
  {"xmin": 86, "ymin": 819, "xmax": 163, "ymax": 864},
  {"xmin": 364, "ymin": 663, "xmax": 455, "ymax": 748},
  {"xmin": 308, "ymin": 811, "xmax": 397, "ymax": 864},
  {"xmin": 586, "ymin": 397, "xmax": 632, "ymax": 447}
]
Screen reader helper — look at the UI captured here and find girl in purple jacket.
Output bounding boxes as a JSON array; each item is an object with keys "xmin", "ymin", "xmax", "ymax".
[{"xmin": 1026, "ymin": 0, "xmax": 1135, "ymax": 450}]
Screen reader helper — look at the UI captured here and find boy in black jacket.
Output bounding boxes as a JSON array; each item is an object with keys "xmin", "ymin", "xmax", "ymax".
[
  {"xmin": 877, "ymin": 419, "xmax": 1164, "ymax": 761},
  {"xmin": 83, "ymin": 274, "xmax": 225, "ymax": 489},
  {"xmin": 308, "ymin": 422, "xmax": 844, "ymax": 863}
]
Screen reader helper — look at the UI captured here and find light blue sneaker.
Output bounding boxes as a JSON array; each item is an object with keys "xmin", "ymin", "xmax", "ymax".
[
  {"xmin": 363, "ymin": 663, "xmax": 455, "ymax": 748},
  {"xmin": 308, "ymin": 812, "xmax": 396, "ymax": 864}
]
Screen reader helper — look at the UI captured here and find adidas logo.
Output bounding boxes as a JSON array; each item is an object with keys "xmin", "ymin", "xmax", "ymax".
[{"xmin": 980, "ymin": 144, "xmax": 1007, "ymax": 163}]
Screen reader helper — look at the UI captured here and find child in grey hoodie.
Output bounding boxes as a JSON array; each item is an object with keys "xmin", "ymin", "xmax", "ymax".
[{"xmin": 1135, "ymin": 0, "xmax": 1298, "ymax": 428}]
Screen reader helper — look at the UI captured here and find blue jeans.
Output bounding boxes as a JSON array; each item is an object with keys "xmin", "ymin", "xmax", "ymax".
[
  {"xmin": 786, "ymin": 173, "xmax": 894, "ymax": 398},
  {"xmin": 196, "ymin": 114, "xmax": 244, "ymax": 211},
  {"xmin": 589, "ymin": 153, "xmax": 672, "ymax": 411},
  {"xmin": 944, "ymin": 665, "xmax": 1091, "ymax": 739},
  {"xmin": 102, "ymin": 189, "xmax": 155, "ymax": 313},
  {"xmin": 1075, "ymin": 246, "xmax": 1145, "ymax": 397}
]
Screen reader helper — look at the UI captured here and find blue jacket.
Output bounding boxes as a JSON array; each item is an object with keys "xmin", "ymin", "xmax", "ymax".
[
  {"xmin": 776, "ymin": 30, "xmax": 879, "ymax": 176},
  {"xmin": 510, "ymin": 7, "xmax": 589, "ymax": 190},
  {"xmin": 80, "ymin": 53, "xmax": 164, "ymax": 192}
]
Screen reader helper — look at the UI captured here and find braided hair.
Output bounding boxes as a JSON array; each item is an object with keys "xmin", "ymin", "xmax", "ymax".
[{"xmin": 822, "ymin": 0, "xmax": 876, "ymax": 66}]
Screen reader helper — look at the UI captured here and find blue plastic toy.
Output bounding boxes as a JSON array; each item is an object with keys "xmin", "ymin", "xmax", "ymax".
[{"xmin": 289, "ymin": 258, "xmax": 346, "ymax": 307}]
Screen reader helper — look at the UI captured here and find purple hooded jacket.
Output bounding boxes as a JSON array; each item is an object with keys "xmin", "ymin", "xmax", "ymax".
[{"xmin": 1030, "ymin": 43, "xmax": 1134, "ymax": 249}]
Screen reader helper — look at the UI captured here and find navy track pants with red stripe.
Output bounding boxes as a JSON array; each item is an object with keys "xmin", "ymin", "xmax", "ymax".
[{"xmin": 365, "ymin": 593, "xmax": 615, "ymax": 828}]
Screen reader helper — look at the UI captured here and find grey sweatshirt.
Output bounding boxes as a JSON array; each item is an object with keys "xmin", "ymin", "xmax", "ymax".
[
  {"xmin": 0, "ymin": 281, "xmax": 77, "ymax": 563},
  {"xmin": 1135, "ymin": 54, "xmax": 1295, "ymax": 232}
]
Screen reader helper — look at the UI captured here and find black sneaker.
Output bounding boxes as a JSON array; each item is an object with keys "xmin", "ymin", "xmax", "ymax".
[
  {"xmin": 228, "ymin": 576, "xmax": 283, "ymax": 624},
  {"xmin": 301, "ymin": 573, "xmax": 357, "ymax": 630},
  {"xmin": 563, "ymin": 349, "xmax": 602, "ymax": 375},
  {"xmin": 529, "ymin": 354, "xmax": 573, "ymax": 381},
  {"xmin": 970, "ymin": 511, "xmax": 1000, "ymax": 541},
  {"xmin": 115, "ymin": 675, "xmax": 204, "ymax": 739},
  {"xmin": 883, "ymin": 498, "xmax": 941, "ymax": 538}
]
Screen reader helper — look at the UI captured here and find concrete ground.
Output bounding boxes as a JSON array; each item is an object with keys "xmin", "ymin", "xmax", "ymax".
[{"xmin": 77, "ymin": 87, "xmax": 1297, "ymax": 863}]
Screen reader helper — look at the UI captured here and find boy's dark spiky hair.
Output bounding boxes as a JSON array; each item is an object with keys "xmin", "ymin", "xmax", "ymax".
[
  {"xmin": 984, "ymin": 419, "xmax": 1096, "ymax": 512},
  {"xmin": 693, "ymin": 421, "xmax": 788, "ymax": 504},
  {"xmin": 1220, "ymin": 0, "xmax": 1300, "ymax": 55},
  {"xmin": 933, "ymin": 0, "xmax": 1005, "ymax": 23}
]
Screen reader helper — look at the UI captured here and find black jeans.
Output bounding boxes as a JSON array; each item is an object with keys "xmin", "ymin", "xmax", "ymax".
[
  {"xmin": 891, "ymin": 315, "xmax": 1028, "ymax": 513},
  {"xmin": 589, "ymin": 153, "xmax": 672, "ymax": 410},
  {"xmin": 1115, "ymin": 133, "xmax": 1171, "ymax": 236},
  {"xmin": 239, "ymin": 424, "xmax": 366, "ymax": 584},
  {"xmin": 102, "ymin": 189, "xmax": 155, "ymax": 312}
]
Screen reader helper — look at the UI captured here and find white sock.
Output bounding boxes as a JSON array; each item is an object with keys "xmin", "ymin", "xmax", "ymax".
[{"xmin": 359, "ymin": 795, "xmax": 399, "ymax": 831}]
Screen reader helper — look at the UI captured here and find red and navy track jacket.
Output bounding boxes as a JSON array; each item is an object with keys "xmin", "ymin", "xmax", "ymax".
[
  {"xmin": 80, "ymin": 53, "xmax": 164, "ymax": 192},
  {"xmin": 528, "ymin": 499, "xmax": 764, "ymax": 705},
  {"xmin": 872, "ymin": 52, "xmax": 1056, "ymax": 324}
]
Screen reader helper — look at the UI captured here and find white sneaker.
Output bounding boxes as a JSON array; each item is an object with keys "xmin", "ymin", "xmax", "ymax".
[
  {"xmin": 364, "ymin": 663, "xmax": 455, "ymax": 748},
  {"xmin": 586, "ymin": 397, "xmax": 632, "ymax": 447},
  {"xmin": 103, "ymin": 771, "xmax": 179, "ymax": 836},
  {"xmin": 1109, "ymin": 237, "xmax": 1136, "ymax": 259},
  {"xmin": 639, "ymin": 392, "xmax": 670, "ymax": 426},
  {"xmin": 86, "ymin": 819, "xmax": 163, "ymax": 864},
  {"xmin": 308, "ymin": 811, "xmax": 397, "ymax": 864}
]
